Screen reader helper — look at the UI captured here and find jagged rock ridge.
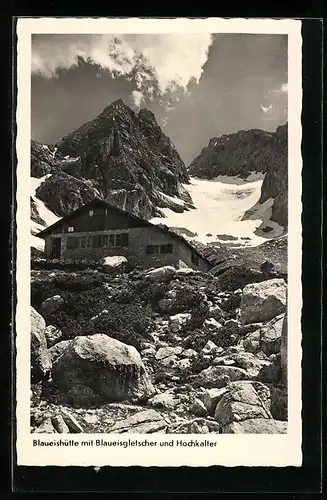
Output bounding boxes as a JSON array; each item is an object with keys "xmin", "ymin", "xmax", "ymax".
[
  {"xmin": 33, "ymin": 99, "xmax": 193, "ymax": 220},
  {"xmin": 188, "ymin": 125, "xmax": 287, "ymax": 180}
]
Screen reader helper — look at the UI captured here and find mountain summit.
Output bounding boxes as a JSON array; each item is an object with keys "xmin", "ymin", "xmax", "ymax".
[{"xmin": 33, "ymin": 100, "xmax": 193, "ymax": 220}]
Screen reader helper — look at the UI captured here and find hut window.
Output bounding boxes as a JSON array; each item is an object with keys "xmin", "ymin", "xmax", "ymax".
[
  {"xmin": 93, "ymin": 235, "xmax": 101, "ymax": 248},
  {"xmin": 86, "ymin": 236, "xmax": 92, "ymax": 248},
  {"xmin": 80, "ymin": 236, "xmax": 87, "ymax": 248},
  {"xmin": 67, "ymin": 226, "xmax": 74, "ymax": 232},
  {"xmin": 121, "ymin": 233, "xmax": 129, "ymax": 247},
  {"xmin": 115, "ymin": 234, "xmax": 122, "ymax": 247},
  {"xmin": 67, "ymin": 237, "xmax": 79, "ymax": 249},
  {"xmin": 160, "ymin": 244, "xmax": 173, "ymax": 254},
  {"xmin": 103, "ymin": 235, "xmax": 109, "ymax": 247},
  {"xmin": 191, "ymin": 252, "xmax": 199, "ymax": 266},
  {"xmin": 89, "ymin": 210, "xmax": 94, "ymax": 217},
  {"xmin": 146, "ymin": 245, "xmax": 160, "ymax": 254}
]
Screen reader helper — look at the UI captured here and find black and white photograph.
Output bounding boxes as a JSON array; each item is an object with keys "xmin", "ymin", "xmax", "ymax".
[{"xmin": 15, "ymin": 18, "xmax": 302, "ymax": 467}]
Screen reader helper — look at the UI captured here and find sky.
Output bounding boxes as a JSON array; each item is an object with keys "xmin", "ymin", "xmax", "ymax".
[{"xmin": 31, "ymin": 33, "xmax": 288, "ymax": 164}]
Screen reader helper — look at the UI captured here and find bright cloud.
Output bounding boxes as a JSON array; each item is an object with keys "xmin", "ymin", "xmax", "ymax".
[{"xmin": 32, "ymin": 34, "xmax": 214, "ymax": 107}]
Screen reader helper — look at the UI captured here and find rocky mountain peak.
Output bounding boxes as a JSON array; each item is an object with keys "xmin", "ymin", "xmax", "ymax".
[
  {"xmin": 31, "ymin": 100, "xmax": 193, "ymax": 221},
  {"xmin": 99, "ymin": 98, "xmax": 135, "ymax": 121}
]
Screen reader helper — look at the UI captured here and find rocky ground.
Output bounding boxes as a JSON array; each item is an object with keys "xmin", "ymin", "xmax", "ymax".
[{"xmin": 30, "ymin": 259, "xmax": 288, "ymax": 435}]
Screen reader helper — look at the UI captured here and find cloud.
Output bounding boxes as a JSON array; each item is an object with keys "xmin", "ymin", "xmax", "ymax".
[
  {"xmin": 261, "ymin": 103, "xmax": 273, "ymax": 113},
  {"xmin": 261, "ymin": 81, "xmax": 288, "ymax": 122},
  {"xmin": 131, "ymin": 90, "xmax": 144, "ymax": 109},
  {"xmin": 32, "ymin": 34, "xmax": 214, "ymax": 107}
]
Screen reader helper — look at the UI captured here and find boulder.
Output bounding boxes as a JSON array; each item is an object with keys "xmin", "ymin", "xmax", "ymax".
[
  {"xmin": 240, "ymin": 279, "xmax": 287, "ymax": 325},
  {"xmin": 148, "ymin": 391, "xmax": 181, "ymax": 410},
  {"xmin": 231, "ymin": 351, "xmax": 272, "ymax": 379},
  {"xmin": 52, "ymin": 414, "xmax": 70, "ymax": 433},
  {"xmin": 145, "ymin": 265, "xmax": 176, "ymax": 282},
  {"xmin": 106, "ymin": 409, "xmax": 167, "ymax": 434},
  {"xmin": 51, "ymin": 334, "xmax": 155, "ymax": 405},
  {"xmin": 30, "ymin": 307, "xmax": 52, "ymax": 382},
  {"xmin": 174, "ymin": 358, "xmax": 192, "ymax": 371},
  {"xmin": 195, "ymin": 365, "xmax": 248, "ymax": 388},
  {"xmin": 168, "ymin": 313, "xmax": 191, "ymax": 333},
  {"xmin": 44, "ymin": 325, "xmax": 63, "ymax": 348},
  {"xmin": 201, "ymin": 340, "xmax": 220, "ymax": 355},
  {"xmin": 41, "ymin": 295, "xmax": 64, "ymax": 314},
  {"xmin": 167, "ymin": 418, "xmax": 220, "ymax": 434},
  {"xmin": 160, "ymin": 355, "xmax": 178, "ymax": 368},
  {"xmin": 49, "ymin": 340, "xmax": 73, "ymax": 362},
  {"xmin": 260, "ymin": 314, "xmax": 284, "ymax": 356},
  {"xmin": 222, "ymin": 418, "xmax": 287, "ymax": 434},
  {"xmin": 157, "ymin": 298, "xmax": 174, "ymax": 313},
  {"xmin": 141, "ymin": 347, "xmax": 156, "ymax": 357},
  {"xmin": 34, "ymin": 417, "xmax": 56, "ymax": 434},
  {"xmin": 182, "ymin": 348, "xmax": 198, "ymax": 359},
  {"xmin": 242, "ymin": 330, "xmax": 261, "ymax": 353},
  {"xmin": 60, "ymin": 408, "xmax": 83, "ymax": 433},
  {"xmin": 270, "ymin": 385, "xmax": 288, "ymax": 421},
  {"xmin": 256, "ymin": 357, "xmax": 281, "ymax": 383},
  {"xmin": 101, "ymin": 255, "xmax": 128, "ymax": 273},
  {"xmin": 214, "ymin": 381, "xmax": 271, "ymax": 426},
  {"xmin": 190, "ymin": 398, "xmax": 208, "ymax": 417},
  {"xmin": 155, "ymin": 346, "xmax": 183, "ymax": 360},
  {"xmin": 199, "ymin": 387, "xmax": 228, "ymax": 415},
  {"xmin": 208, "ymin": 304, "xmax": 224, "ymax": 321}
]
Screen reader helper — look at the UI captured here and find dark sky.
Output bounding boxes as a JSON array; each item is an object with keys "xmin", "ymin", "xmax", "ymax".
[{"xmin": 31, "ymin": 33, "xmax": 287, "ymax": 164}]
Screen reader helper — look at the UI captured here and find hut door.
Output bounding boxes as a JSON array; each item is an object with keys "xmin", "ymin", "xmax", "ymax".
[{"xmin": 50, "ymin": 238, "xmax": 61, "ymax": 259}]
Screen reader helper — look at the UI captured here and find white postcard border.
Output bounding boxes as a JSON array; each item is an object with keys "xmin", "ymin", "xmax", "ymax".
[{"xmin": 15, "ymin": 17, "xmax": 302, "ymax": 467}]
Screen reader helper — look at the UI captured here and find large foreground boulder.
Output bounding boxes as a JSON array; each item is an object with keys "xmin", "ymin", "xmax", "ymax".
[
  {"xmin": 101, "ymin": 255, "xmax": 128, "ymax": 273},
  {"xmin": 52, "ymin": 334, "xmax": 155, "ymax": 405},
  {"xmin": 240, "ymin": 279, "xmax": 287, "ymax": 325},
  {"xmin": 30, "ymin": 307, "xmax": 52, "ymax": 382}
]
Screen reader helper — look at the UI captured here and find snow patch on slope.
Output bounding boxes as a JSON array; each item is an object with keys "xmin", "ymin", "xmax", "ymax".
[
  {"xmin": 30, "ymin": 175, "xmax": 60, "ymax": 252},
  {"xmin": 150, "ymin": 173, "xmax": 283, "ymax": 247}
]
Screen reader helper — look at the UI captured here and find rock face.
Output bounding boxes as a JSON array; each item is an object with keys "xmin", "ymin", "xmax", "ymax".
[
  {"xmin": 31, "ymin": 140, "xmax": 58, "ymax": 178},
  {"xmin": 256, "ymin": 123, "xmax": 288, "ymax": 228},
  {"xmin": 188, "ymin": 125, "xmax": 287, "ymax": 180},
  {"xmin": 35, "ymin": 172, "xmax": 100, "ymax": 218},
  {"xmin": 35, "ymin": 99, "xmax": 192, "ymax": 220},
  {"xmin": 30, "ymin": 307, "xmax": 52, "ymax": 382},
  {"xmin": 240, "ymin": 279, "xmax": 287, "ymax": 325},
  {"xmin": 51, "ymin": 334, "xmax": 155, "ymax": 405},
  {"xmin": 242, "ymin": 123, "xmax": 288, "ymax": 228}
]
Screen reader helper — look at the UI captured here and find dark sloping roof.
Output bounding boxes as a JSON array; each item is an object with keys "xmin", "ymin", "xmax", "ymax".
[{"xmin": 36, "ymin": 197, "xmax": 213, "ymax": 266}]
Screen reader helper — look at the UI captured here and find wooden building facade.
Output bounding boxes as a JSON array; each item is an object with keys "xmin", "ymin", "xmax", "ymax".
[{"xmin": 36, "ymin": 198, "xmax": 212, "ymax": 272}]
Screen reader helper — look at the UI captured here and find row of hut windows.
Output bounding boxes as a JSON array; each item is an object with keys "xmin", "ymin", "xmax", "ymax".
[{"xmin": 66, "ymin": 233, "xmax": 129, "ymax": 250}]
